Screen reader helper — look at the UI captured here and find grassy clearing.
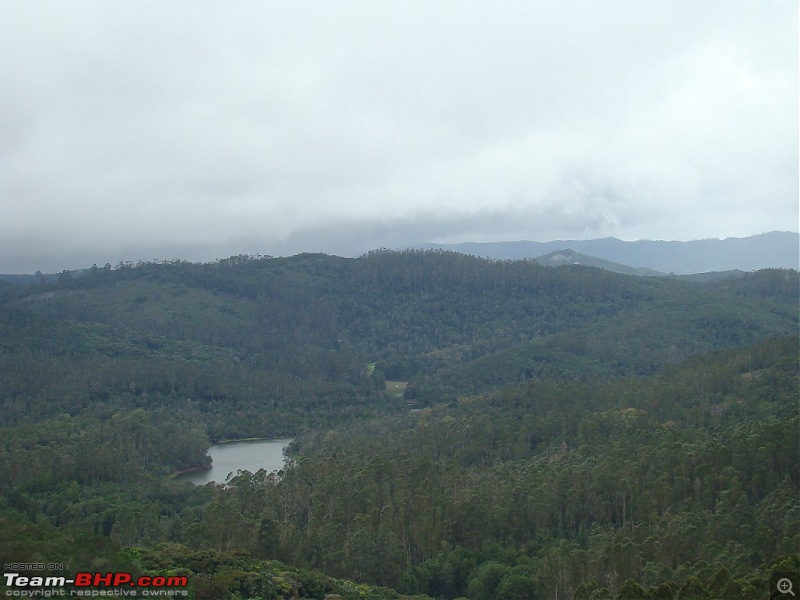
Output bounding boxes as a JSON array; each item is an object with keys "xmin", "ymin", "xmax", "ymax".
[{"xmin": 385, "ymin": 381, "xmax": 407, "ymax": 397}]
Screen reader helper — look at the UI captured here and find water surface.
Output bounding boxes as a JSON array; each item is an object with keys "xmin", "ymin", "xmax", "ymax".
[{"xmin": 176, "ymin": 438, "xmax": 293, "ymax": 485}]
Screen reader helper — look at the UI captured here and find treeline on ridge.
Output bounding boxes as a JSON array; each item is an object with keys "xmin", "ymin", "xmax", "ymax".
[
  {"xmin": 0, "ymin": 251, "xmax": 797, "ymax": 599},
  {"xmin": 1, "ymin": 251, "xmax": 796, "ymax": 434}
]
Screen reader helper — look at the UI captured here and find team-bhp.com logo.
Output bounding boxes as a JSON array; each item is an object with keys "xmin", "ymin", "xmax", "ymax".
[{"xmin": 4, "ymin": 571, "xmax": 188, "ymax": 596}]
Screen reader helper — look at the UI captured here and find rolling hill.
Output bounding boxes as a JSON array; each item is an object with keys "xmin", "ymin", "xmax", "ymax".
[{"xmin": 0, "ymin": 250, "xmax": 797, "ymax": 599}]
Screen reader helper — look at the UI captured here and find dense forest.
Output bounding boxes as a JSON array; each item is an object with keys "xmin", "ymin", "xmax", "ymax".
[{"xmin": 0, "ymin": 251, "xmax": 797, "ymax": 599}]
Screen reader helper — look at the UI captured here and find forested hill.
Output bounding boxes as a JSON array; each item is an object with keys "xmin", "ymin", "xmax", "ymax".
[
  {"xmin": 1, "ymin": 251, "xmax": 797, "ymax": 435},
  {"xmin": 252, "ymin": 337, "xmax": 800, "ymax": 598},
  {"xmin": 0, "ymin": 250, "xmax": 797, "ymax": 599}
]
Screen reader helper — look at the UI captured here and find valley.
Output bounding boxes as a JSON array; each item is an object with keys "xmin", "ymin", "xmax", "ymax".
[{"xmin": 0, "ymin": 250, "xmax": 797, "ymax": 599}]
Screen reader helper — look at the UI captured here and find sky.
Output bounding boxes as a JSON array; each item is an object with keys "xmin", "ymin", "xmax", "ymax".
[{"xmin": 0, "ymin": 1, "xmax": 797, "ymax": 273}]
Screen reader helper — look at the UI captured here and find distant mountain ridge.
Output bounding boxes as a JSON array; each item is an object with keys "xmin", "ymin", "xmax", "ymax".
[
  {"xmin": 424, "ymin": 231, "xmax": 799, "ymax": 274},
  {"xmin": 1, "ymin": 231, "xmax": 796, "ymax": 282},
  {"xmin": 533, "ymin": 250, "xmax": 750, "ymax": 281},
  {"xmin": 534, "ymin": 249, "xmax": 665, "ymax": 276}
]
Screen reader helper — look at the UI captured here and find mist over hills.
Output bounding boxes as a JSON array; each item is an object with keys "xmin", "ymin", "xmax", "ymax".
[
  {"xmin": 424, "ymin": 231, "xmax": 799, "ymax": 274},
  {"xmin": 0, "ymin": 231, "xmax": 796, "ymax": 284}
]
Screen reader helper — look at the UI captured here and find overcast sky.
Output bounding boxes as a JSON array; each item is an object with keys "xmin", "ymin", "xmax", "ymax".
[{"xmin": 0, "ymin": 1, "xmax": 797, "ymax": 272}]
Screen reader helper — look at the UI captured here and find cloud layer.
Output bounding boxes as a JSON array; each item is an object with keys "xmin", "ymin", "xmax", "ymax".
[{"xmin": 0, "ymin": 1, "xmax": 797, "ymax": 272}]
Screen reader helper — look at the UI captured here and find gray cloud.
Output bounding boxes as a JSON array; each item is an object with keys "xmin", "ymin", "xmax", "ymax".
[{"xmin": 0, "ymin": 1, "xmax": 796, "ymax": 272}]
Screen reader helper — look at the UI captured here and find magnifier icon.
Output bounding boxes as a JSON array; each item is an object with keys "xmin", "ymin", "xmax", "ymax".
[{"xmin": 778, "ymin": 578, "xmax": 796, "ymax": 596}]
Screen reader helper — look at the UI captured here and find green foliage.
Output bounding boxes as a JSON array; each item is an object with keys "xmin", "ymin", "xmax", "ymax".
[
  {"xmin": 648, "ymin": 581, "xmax": 678, "ymax": 600},
  {"xmin": 677, "ymin": 576, "xmax": 708, "ymax": 599},
  {"xmin": 617, "ymin": 579, "xmax": 647, "ymax": 599},
  {"xmin": 0, "ymin": 501, "xmax": 134, "ymax": 572},
  {"xmin": 0, "ymin": 253, "xmax": 797, "ymax": 599},
  {"xmin": 201, "ymin": 339, "xmax": 798, "ymax": 597},
  {"xmin": 128, "ymin": 542, "xmax": 424, "ymax": 600},
  {"xmin": 466, "ymin": 561, "xmax": 510, "ymax": 600},
  {"xmin": 4, "ymin": 254, "xmax": 796, "ymax": 430}
]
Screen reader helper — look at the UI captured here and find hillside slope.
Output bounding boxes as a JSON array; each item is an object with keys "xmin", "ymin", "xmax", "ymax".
[
  {"xmin": 0, "ymin": 251, "xmax": 797, "ymax": 599},
  {"xmin": 2, "ymin": 252, "xmax": 797, "ymax": 429}
]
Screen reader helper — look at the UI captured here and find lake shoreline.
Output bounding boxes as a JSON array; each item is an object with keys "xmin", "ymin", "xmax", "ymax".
[
  {"xmin": 173, "ymin": 437, "xmax": 294, "ymax": 484},
  {"xmin": 170, "ymin": 463, "xmax": 212, "ymax": 479},
  {"xmin": 214, "ymin": 436, "xmax": 293, "ymax": 445}
]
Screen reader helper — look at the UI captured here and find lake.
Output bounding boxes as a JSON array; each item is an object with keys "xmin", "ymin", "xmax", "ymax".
[{"xmin": 175, "ymin": 438, "xmax": 293, "ymax": 485}]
